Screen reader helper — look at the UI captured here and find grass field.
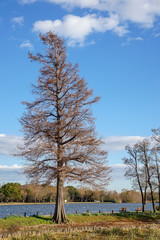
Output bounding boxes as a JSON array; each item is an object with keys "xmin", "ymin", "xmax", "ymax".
[{"xmin": 1, "ymin": 212, "xmax": 160, "ymax": 239}]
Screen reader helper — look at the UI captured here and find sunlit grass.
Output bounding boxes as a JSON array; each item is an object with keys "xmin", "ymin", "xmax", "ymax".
[
  {"xmin": 8, "ymin": 227, "xmax": 160, "ymax": 240},
  {"xmin": 0, "ymin": 215, "xmax": 54, "ymax": 231},
  {"xmin": 0, "ymin": 211, "xmax": 160, "ymax": 230}
]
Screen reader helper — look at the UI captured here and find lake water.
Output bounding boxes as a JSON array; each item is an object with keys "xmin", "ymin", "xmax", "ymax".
[{"xmin": 0, "ymin": 202, "xmax": 158, "ymax": 218}]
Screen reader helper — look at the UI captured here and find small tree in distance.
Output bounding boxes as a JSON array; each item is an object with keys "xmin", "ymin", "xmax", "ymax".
[
  {"xmin": 123, "ymin": 139, "xmax": 156, "ymax": 212},
  {"xmin": 123, "ymin": 144, "xmax": 148, "ymax": 212},
  {"xmin": 18, "ymin": 32, "xmax": 110, "ymax": 223}
]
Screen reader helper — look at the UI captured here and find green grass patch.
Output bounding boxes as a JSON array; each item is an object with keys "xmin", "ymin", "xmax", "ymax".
[
  {"xmin": 0, "ymin": 212, "xmax": 160, "ymax": 233},
  {"xmin": 115, "ymin": 211, "xmax": 160, "ymax": 222},
  {"xmin": 0, "ymin": 215, "xmax": 54, "ymax": 232},
  {"xmin": 0, "ymin": 211, "xmax": 159, "ymax": 228},
  {"xmin": 67, "ymin": 213, "xmax": 131, "ymax": 223}
]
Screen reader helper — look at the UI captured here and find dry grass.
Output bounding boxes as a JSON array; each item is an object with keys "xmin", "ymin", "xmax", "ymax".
[{"xmin": 8, "ymin": 227, "xmax": 160, "ymax": 240}]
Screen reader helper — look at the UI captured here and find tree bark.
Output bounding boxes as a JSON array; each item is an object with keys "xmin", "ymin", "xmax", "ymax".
[
  {"xmin": 146, "ymin": 164, "xmax": 156, "ymax": 212},
  {"xmin": 135, "ymin": 160, "xmax": 147, "ymax": 212},
  {"xmin": 149, "ymin": 182, "xmax": 156, "ymax": 212},
  {"xmin": 158, "ymin": 184, "xmax": 160, "ymax": 210},
  {"xmin": 53, "ymin": 174, "xmax": 68, "ymax": 224},
  {"xmin": 142, "ymin": 201, "xmax": 146, "ymax": 212},
  {"xmin": 155, "ymin": 154, "xmax": 160, "ymax": 210},
  {"xmin": 142, "ymin": 190, "xmax": 147, "ymax": 212},
  {"xmin": 141, "ymin": 193, "xmax": 145, "ymax": 212}
]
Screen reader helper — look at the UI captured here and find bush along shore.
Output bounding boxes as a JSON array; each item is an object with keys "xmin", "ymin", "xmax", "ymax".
[
  {"xmin": 1, "ymin": 212, "xmax": 160, "ymax": 239},
  {"xmin": 0, "ymin": 183, "xmax": 147, "ymax": 204}
]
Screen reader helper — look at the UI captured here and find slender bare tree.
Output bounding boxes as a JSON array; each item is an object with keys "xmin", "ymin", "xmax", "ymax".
[
  {"xmin": 18, "ymin": 32, "xmax": 110, "ymax": 223},
  {"xmin": 152, "ymin": 128, "xmax": 160, "ymax": 210},
  {"xmin": 151, "ymin": 148, "xmax": 160, "ymax": 210},
  {"xmin": 137, "ymin": 139, "xmax": 156, "ymax": 212},
  {"xmin": 123, "ymin": 139, "xmax": 156, "ymax": 212},
  {"xmin": 123, "ymin": 144, "xmax": 148, "ymax": 212}
]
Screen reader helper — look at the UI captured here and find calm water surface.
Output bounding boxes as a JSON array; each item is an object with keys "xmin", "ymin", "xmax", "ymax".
[{"xmin": 0, "ymin": 202, "xmax": 157, "ymax": 218}]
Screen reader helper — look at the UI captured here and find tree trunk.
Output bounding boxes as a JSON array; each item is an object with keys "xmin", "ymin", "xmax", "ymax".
[
  {"xmin": 53, "ymin": 175, "xmax": 68, "ymax": 224},
  {"xmin": 142, "ymin": 196, "xmax": 146, "ymax": 212},
  {"xmin": 141, "ymin": 193, "xmax": 144, "ymax": 212},
  {"xmin": 142, "ymin": 185, "xmax": 147, "ymax": 213},
  {"xmin": 137, "ymin": 173, "xmax": 146, "ymax": 212},
  {"xmin": 146, "ymin": 165, "xmax": 156, "ymax": 212},
  {"xmin": 159, "ymin": 184, "xmax": 160, "ymax": 210},
  {"xmin": 150, "ymin": 186, "xmax": 156, "ymax": 212},
  {"xmin": 142, "ymin": 202, "xmax": 145, "ymax": 212}
]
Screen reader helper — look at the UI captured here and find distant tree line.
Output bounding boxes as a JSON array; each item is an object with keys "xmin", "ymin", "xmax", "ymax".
[
  {"xmin": 123, "ymin": 127, "xmax": 160, "ymax": 212},
  {"xmin": 0, "ymin": 182, "xmax": 159, "ymax": 204}
]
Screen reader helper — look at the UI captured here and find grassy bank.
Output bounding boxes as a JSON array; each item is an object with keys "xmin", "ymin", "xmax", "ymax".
[
  {"xmin": 1, "ymin": 212, "xmax": 160, "ymax": 239},
  {"xmin": 0, "ymin": 212, "xmax": 160, "ymax": 230}
]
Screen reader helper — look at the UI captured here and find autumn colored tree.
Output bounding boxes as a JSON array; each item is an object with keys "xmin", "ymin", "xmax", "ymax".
[{"xmin": 18, "ymin": 32, "xmax": 110, "ymax": 223}]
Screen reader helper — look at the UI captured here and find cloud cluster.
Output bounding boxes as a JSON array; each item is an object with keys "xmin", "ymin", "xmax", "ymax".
[
  {"xmin": 19, "ymin": 0, "xmax": 160, "ymax": 27},
  {"xmin": 18, "ymin": 0, "xmax": 160, "ymax": 45},
  {"xmin": 0, "ymin": 133, "xmax": 147, "ymax": 156},
  {"xmin": 33, "ymin": 14, "xmax": 127, "ymax": 46},
  {"xmin": 0, "ymin": 163, "xmax": 128, "ymax": 189},
  {"xmin": 0, "ymin": 134, "xmax": 23, "ymax": 155},
  {"xmin": 104, "ymin": 136, "xmax": 146, "ymax": 151},
  {"xmin": 0, "ymin": 133, "xmax": 145, "ymax": 189}
]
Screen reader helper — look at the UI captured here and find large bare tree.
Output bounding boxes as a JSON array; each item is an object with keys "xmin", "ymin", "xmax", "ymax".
[{"xmin": 18, "ymin": 32, "xmax": 110, "ymax": 223}]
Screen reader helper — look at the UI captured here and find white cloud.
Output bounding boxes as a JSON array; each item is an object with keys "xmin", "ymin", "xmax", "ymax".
[
  {"xmin": 11, "ymin": 16, "xmax": 24, "ymax": 27},
  {"xmin": 111, "ymin": 163, "xmax": 126, "ymax": 169},
  {"xmin": 0, "ymin": 164, "xmax": 22, "ymax": 170},
  {"xmin": 18, "ymin": 0, "xmax": 160, "ymax": 28},
  {"xmin": 122, "ymin": 36, "xmax": 144, "ymax": 46},
  {"xmin": 0, "ymin": 134, "xmax": 147, "ymax": 155},
  {"xmin": 154, "ymin": 32, "xmax": 160, "ymax": 38},
  {"xmin": 0, "ymin": 165, "xmax": 26, "ymax": 184},
  {"xmin": 33, "ymin": 14, "xmax": 127, "ymax": 46},
  {"xmin": 0, "ymin": 134, "xmax": 23, "ymax": 155},
  {"xmin": 18, "ymin": 0, "xmax": 37, "ymax": 4},
  {"xmin": 104, "ymin": 136, "xmax": 146, "ymax": 151},
  {"xmin": 20, "ymin": 40, "xmax": 34, "ymax": 50},
  {"xmin": 108, "ymin": 163, "xmax": 131, "ymax": 192},
  {"xmin": 110, "ymin": 164, "xmax": 127, "ymax": 178}
]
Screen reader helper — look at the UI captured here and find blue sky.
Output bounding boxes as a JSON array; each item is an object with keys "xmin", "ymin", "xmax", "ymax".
[{"xmin": 0, "ymin": 0, "xmax": 160, "ymax": 191}]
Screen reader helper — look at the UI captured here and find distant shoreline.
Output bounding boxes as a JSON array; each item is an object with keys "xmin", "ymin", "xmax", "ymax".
[{"xmin": 0, "ymin": 201, "xmax": 118, "ymax": 206}]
